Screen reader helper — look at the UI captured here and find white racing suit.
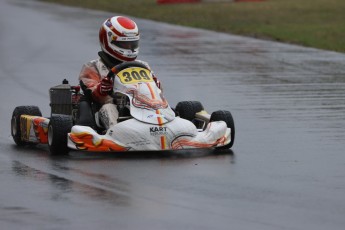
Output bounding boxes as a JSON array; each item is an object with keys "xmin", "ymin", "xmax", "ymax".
[{"xmin": 79, "ymin": 57, "xmax": 155, "ymax": 129}]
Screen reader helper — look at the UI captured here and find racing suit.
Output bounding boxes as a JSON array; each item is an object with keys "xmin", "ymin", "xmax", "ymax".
[{"xmin": 78, "ymin": 53, "xmax": 158, "ymax": 130}]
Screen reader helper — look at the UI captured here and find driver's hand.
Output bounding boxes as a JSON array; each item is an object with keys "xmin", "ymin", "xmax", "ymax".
[{"xmin": 98, "ymin": 77, "xmax": 113, "ymax": 96}]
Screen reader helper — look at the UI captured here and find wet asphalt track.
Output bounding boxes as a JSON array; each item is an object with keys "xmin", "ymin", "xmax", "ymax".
[{"xmin": 1, "ymin": 0, "xmax": 345, "ymax": 229}]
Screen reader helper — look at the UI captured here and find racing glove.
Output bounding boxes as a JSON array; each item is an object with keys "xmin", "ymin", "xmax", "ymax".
[{"xmin": 97, "ymin": 77, "xmax": 113, "ymax": 96}]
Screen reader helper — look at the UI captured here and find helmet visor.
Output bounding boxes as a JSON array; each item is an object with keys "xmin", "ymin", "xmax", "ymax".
[{"xmin": 111, "ymin": 40, "xmax": 139, "ymax": 51}]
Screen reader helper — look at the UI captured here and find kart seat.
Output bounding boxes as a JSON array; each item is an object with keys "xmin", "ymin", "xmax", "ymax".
[{"xmin": 76, "ymin": 80, "xmax": 101, "ymax": 131}]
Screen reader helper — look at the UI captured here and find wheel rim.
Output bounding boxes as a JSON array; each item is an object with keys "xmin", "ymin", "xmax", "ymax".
[
  {"xmin": 48, "ymin": 125, "xmax": 53, "ymax": 146},
  {"xmin": 11, "ymin": 116, "xmax": 18, "ymax": 136}
]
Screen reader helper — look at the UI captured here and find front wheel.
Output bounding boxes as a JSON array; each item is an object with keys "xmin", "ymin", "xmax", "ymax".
[
  {"xmin": 48, "ymin": 115, "xmax": 73, "ymax": 155},
  {"xmin": 210, "ymin": 110, "xmax": 235, "ymax": 149},
  {"xmin": 175, "ymin": 101, "xmax": 204, "ymax": 121},
  {"xmin": 11, "ymin": 106, "xmax": 42, "ymax": 146}
]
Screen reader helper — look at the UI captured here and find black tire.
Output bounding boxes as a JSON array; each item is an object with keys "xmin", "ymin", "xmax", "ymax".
[
  {"xmin": 11, "ymin": 106, "xmax": 42, "ymax": 146},
  {"xmin": 210, "ymin": 110, "xmax": 235, "ymax": 149},
  {"xmin": 175, "ymin": 101, "xmax": 204, "ymax": 121},
  {"xmin": 48, "ymin": 115, "xmax": 73, "ymax": 155}
]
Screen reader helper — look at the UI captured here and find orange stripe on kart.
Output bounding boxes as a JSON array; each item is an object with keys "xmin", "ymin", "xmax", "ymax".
[
  {"xmin": 32, "ymin": 117, "xmax": 48, "ymax": 143},
  {"xmin": 171, "ymin": 136, "xmax": 227, "ymax": 149},
  {"xmin": 147, "ymin": 82, "xmax": 166, "ymax": 148},
  {"xmin": 69, "ymin": 132, "xmax": 128, "ymax": 152},
  {"xmin": 146, "ymin": 82, "xmax": 164, "ymax": 125},
  {"xmin": 160, "ymin": 135, "xmax": 167, "ymax": 150},
  {"xmin": 146, "ymin": 82, "xmax": 156, "ymax": 99}
]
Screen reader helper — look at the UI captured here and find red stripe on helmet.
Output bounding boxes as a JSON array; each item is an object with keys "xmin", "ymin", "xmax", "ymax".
[
  {"xmin": 117, "ymin": 16, "xmax": 136, "ymax": 30},
  {"xmin": 105, "ymin": 19, "xmax": 123, "ymax": 37},
  {"xmin": 99, "ymin": 27, "xmax": 107, "ymax": 44},
  {"xmin": 109, "ymin": 25, "xmax": 123, "ymax": 37}
]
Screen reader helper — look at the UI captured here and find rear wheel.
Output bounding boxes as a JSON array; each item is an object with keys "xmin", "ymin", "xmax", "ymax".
[
  {"xmin": 175, "ymin": 101, "xmax": 204, "ymax": 121},
  {"xmin": 48, "ymin": 115, "xmax": 73, "ymax": 155},
  {"xmin": 11, "ymin": 106, "xmax": 42, "ymax": 146},
  {"xmin": 210, "ymin": 110, "xmax": 235, "ymax": 149}
]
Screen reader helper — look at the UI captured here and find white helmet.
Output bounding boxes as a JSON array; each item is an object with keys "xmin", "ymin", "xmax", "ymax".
[{"xmin": 99, "ymin": 16, "xmax": 139, "ymax": 62}]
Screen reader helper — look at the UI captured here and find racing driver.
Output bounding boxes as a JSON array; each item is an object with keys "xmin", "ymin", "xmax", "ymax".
[{"xmin": 78, "ymin": 16, "xmax": 160, "ymax": 130}]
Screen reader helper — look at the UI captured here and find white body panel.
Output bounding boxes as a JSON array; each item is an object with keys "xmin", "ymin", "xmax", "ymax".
[{"xmin": 68, "ymin": 117, "xmax": 230, "ymax": 151}]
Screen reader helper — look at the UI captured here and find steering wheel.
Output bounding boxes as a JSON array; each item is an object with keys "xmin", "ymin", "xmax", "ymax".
[{"xmin": 106, "ymin": 61, "xmax": 150, "ymax": 80}]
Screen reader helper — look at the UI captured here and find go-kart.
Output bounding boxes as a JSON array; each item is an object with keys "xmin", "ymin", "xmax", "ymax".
[{"xmin": 11, "ymin": 61, "xmax": 235, "ymax": 155}]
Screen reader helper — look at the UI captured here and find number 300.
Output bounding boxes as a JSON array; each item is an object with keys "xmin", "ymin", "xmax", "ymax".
[{"xmin": 122, "ymin": 70, "xmax": 151, "ymax": 82}]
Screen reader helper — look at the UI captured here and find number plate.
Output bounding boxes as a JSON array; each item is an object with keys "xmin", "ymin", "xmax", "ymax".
[{"xmin": 117, "ymin": 67, "xmax": 153, "ymax": 84}]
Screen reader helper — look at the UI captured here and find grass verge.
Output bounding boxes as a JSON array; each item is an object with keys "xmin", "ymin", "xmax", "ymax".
[{"xmin": 40, "ymin": 0, "xmax": 345, "ymax": 53}]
